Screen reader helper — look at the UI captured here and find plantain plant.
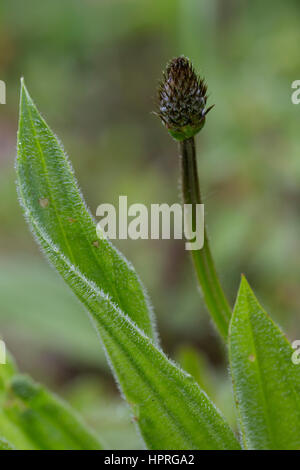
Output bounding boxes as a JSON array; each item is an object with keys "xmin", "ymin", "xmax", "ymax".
[{"xmin": 2, "ymin": 57, "xmax": 299, "ymax": 450}]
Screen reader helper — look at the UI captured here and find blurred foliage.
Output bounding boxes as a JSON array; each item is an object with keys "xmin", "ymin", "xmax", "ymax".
[
  {"xmin": 0, "ymin": 0, "xmax": 300, "ymax": 448},
  {"xmin": 0, "ymin": 354, "xmax": 103, "ymax": 449}
]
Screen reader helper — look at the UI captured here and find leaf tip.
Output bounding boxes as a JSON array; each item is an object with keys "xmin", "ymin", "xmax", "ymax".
[
  {"xmin": 230, "ymin": 274, "xmax": 252, "ymax": 326},
  {"xmin": 20, "ymin": 76, "xmax": 26, "ymax": 95},
  {"xmin": 19, "ymin": 77, "xmax": 28, "ymax": 113},
  {"xmin": 239, "ymin": 273, "xmax": 251, "ymax": 292},
  {"xmin": 19, "ymin": 77, "xmax": 31, "ymax": 104}
]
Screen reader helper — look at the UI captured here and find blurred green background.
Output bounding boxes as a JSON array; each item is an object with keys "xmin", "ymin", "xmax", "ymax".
[{"xmin": 0, "ymin": 0, "xmax": 300, "ymax": 448}]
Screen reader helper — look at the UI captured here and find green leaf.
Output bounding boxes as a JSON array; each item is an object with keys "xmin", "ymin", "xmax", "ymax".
[
  {"xmin": 6, "ymin": 375, "xmax": 103, "ymax": 450},
  {"xmin": 18, "ymin": 230, "xmax": 240, "ymax": 450},
  {"xmin": 229, "ymin": 276, "xmax": 300, "ymax": 450},
  {"xmin": 0, "ymin": 356, "xmax": 103, "ymax": 450},
  {"xmin": 16, "ymin": 78, "xmax": 156, "ymax": 342},
  {"xmin": 0, "ymin": 437, "xmax": 14, "ymax": 450},
  {"xmin": 0, "ymin": 358, "xmax": 35, "ymax": 450},
  {"xmin": 16, "ymin": 81, "xmax": 241, "ymax": 450}
]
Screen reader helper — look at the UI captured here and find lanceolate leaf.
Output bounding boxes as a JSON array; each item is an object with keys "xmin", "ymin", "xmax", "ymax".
[
  {"xmin": 16, "ymin": 79, "xmax": 156, "ymax": 342},
  {"xmin": 19, "ymin": 222, "xmax": 240, "ymax": 450},
  {"xmin": 6, "ymin": 375, "xmax": 102, "ymax": 450},
  {"xmin": 229, "ymin": 276, "xmax": 300, "ymax": 450},
  {"xmin": 0, "ymin": 355, "xmax": 33, "ymax": 449},
  {"xmin": 16, "ymin": 81, "xmax": 241, "ymax": 450},
  {"xmin": 0, "ymin": 355, "xmax": 102, "ymax": 450}
]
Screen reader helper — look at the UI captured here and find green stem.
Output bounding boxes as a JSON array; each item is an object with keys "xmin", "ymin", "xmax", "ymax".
[{"xmin": 179, "ymin": 137, "xmax": 231, "ymax": 339}]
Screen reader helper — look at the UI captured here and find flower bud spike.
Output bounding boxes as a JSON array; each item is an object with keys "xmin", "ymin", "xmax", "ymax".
[
  {"xmin": 157, "ymin": 56, "xmax": 213, "ymax": 141},
  {"xmin": 155, "ymin": 57, "xmax": 231, "ymax": 340}
]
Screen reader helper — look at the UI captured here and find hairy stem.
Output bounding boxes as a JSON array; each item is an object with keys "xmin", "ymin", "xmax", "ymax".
[{"xmin": 179, "ymin": 137, "xmax": 231, "ymax": 339}]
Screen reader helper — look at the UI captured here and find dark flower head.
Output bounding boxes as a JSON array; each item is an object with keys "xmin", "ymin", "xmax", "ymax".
[{"xmin": 157, "ymin": 56, "xmax": 213, "ymax": 141}]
